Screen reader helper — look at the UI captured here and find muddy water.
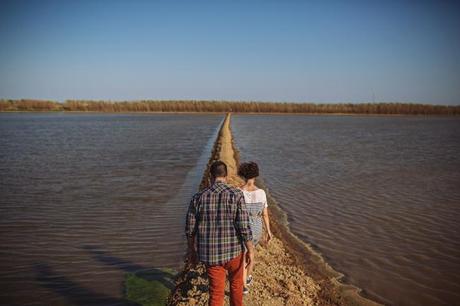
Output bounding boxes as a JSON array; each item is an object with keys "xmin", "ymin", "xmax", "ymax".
[
  {"xmin": 0, "ymin": 113, "xmax": 223, "ymax": 305},
  {"xmin": 232, "ymin": 114, "xmax": 460, "ymax": 306}
]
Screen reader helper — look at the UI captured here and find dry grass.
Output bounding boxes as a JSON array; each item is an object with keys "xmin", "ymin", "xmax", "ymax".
[{"xmin": 1, "ymin": 99, "xmax": 459, "ymax": 115}]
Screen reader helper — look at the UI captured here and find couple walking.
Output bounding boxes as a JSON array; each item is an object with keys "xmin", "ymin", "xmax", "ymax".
[{"xmin": 185, "ymin": 160, "xmax": 273, "ymax": 306}]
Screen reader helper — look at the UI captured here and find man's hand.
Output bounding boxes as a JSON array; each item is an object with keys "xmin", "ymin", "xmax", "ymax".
[
  {"xmin": 187, "ymin": 236, "xmax": 198, "ymax": 266},
  {"xmin": 187, "ymin": 248, "xmax": 198, "ymax": 265},
  {"xmin": 244, "ymin": 240, "xmax": 255, "ymax": 268},
  {"xmin": 245, "ymin": 249, "xmax": 254, "ymax": 268}
]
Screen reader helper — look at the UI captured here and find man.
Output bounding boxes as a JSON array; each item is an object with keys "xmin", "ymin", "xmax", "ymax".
[{"xmin": 185, "ymin": 160, "xmax": 254, "ymax": 306}]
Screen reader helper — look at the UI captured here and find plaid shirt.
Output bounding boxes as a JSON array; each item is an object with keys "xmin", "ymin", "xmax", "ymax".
[{"xmin": 185, "ymin": 181, "xmax": 253, "ymax": 266}]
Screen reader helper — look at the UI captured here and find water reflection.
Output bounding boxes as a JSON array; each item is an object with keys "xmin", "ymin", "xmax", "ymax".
[
  {"xmin": 0, "ymin": 113, "xmax": 222, "ymax": 305},
  {"xmin": 232, "ymin": 114, "xmax": 460, "ymax": 306}
]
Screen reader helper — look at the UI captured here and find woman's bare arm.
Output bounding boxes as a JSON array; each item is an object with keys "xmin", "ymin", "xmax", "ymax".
[{"xmin": 263, "ymin": 207, "xmax": 273, "ymax": 242}]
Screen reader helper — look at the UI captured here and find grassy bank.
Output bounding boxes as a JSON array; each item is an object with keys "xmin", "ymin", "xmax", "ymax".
[{"xmin": 124, "ymin": 269, "xmax": 176, "ymax": 306}]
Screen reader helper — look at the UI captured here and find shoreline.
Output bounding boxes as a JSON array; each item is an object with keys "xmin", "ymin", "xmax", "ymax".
[
  {"xmin": 257, "ymin": 176, "xmax": 383, "ymax": 306},
  {"xmin": 168, "ymin": 113, "xmax": 383, "ymax": 305},
  {"xmin": 1, "ymin": 110, "xmax": 459, "ymax": 117}
]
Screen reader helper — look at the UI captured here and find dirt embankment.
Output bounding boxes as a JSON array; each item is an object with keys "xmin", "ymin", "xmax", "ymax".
[{"xmin": 167, "ymin": 113, "xmax": 381, "ymax": 306}]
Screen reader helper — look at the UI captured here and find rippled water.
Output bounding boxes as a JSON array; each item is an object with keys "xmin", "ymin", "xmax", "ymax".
[
  {"xmin": 232, "ymin": 114, "xmax": 460, "ymax": 306},
  {"xmin": 0, "ymin": 113, "xmax": 223, "ymax": 305}
]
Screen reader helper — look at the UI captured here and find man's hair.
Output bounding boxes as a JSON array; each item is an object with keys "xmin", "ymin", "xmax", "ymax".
[
  {"xmin": 238, "ymin": 161, "xmax": 259, "ymax": 180},
  {"xmin": 210, "ymin": 160, "xmax": 227, "ymax": 178}
]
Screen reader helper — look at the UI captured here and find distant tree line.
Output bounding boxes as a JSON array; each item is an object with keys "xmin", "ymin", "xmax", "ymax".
[{"xmin": 1, "ymin": 99, "xmax": 459, "ymax": 115}]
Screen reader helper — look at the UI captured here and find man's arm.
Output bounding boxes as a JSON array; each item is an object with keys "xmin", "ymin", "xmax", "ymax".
[
  {"xmin": 244, "ymin": 240, "xmax": 254, "ymax": 268},
  {"xmin": 185, "ymin": 194, "xmax": 199, "ymax": 264}
]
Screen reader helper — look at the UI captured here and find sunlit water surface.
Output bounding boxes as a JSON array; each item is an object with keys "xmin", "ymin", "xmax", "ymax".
[
  {"xmin": 0, "ymin": 113, "xmax": 223, "ymax": 305},
  {"xmin": 232, "ymin": 114, "xmax": 460, "ymax": 306}
]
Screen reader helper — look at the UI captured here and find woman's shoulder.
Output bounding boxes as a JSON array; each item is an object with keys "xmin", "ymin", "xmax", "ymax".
[
  {"xmin": 240, "ymin": 187, "xmax": 265, "ymax": 194},
  {"xmin": 254, "ymin": 188, "xmax": 267, "ymax": 202},
  {"xmin": 255, "ymin": 188, "xmax": 268, "ymax": 206},
  {"xmin": 255, "ymin": 188, "xmax": 266, "ymax": 195}
]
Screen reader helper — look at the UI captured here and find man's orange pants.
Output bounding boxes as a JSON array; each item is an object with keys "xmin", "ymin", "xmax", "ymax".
[{"xmin": 206, "ymin": 253, "xmax": 244, "ymax": 306}]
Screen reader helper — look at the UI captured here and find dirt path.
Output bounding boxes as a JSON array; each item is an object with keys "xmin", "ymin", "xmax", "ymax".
[{"xmin": 168, "ymin": 113, "xmax": 381, "ymax": 306}]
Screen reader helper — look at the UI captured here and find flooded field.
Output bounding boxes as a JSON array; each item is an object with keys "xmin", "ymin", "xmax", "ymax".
[
  {"xmin": 2, "ymin": 112, "xmax": 459, "ymax": 305},
  {"xmin": 0, "ymin": 113, "xmax": 223, "ymax": 305},
  {"xmin": 232, "ymin": 114, "xmax": 460, "ymax": 306}
]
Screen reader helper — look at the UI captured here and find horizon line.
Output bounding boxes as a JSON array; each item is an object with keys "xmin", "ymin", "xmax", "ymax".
[{"xmin": 1, "ymin": 98, "xmax": 459, "ymax": 107}]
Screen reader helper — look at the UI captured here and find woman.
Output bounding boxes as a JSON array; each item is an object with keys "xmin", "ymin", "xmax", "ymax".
[{"xmin": 238, "ymin": 161, "xmax": 273, "ymax": 295}]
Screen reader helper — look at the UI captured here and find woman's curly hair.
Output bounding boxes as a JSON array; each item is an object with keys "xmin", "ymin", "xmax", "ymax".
[{"xmin": 238, "ymin": 161, "xmax": 259, "ymax": 180}]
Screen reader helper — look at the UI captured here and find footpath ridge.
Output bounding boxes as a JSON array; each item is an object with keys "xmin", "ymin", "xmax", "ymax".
[{"xmin": 167, "ymin": 113, "xmax": 381, "ymax": 306}]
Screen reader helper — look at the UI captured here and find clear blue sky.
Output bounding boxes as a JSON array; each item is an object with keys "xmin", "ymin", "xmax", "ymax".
[{"xmin": 1, "ymin": 0, "xmax": 459, "ymax": 104}]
